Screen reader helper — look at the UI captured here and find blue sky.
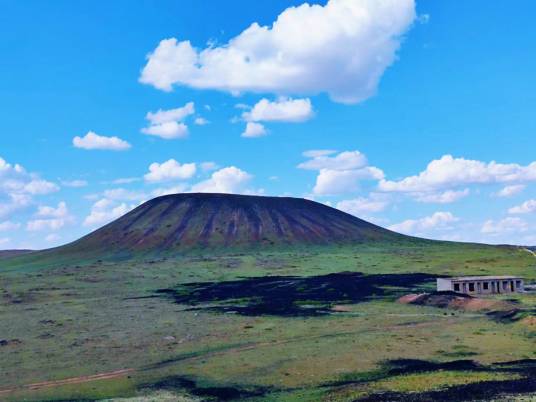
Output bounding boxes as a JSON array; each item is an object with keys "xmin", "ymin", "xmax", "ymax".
[{"xmin": 1, "ymin": 0, "xmax": 536, "ymax": 249}]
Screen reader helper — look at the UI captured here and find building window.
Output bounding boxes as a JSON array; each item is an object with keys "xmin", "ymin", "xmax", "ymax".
[
  {"xmin": 468, "ymin": 283, "xmax": 475, "ymax": 292},
  {"xmin": 454, "ymin": 283, "xmax": 460, "ymax": 292},
  {"xmin": 483, "ymin": 282, "xmax": 489, "ymax": 290},
  {"xmin": 516, "ymin": 280, "xmax": 522, "ymax": 288},
  {"xmin": 503, "ymin": 281, "xmax": 508, "ymax": 290}
]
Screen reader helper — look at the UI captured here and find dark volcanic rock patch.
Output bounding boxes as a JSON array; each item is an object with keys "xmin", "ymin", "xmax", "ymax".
[
  {"xmin": 140, "ymin": 375, "xmax": 270, "ymax": 401},
  {"xmin": 155, "ymin": 272, "xmax": 438, "ymax": 317},
  {"xmin": 325, "ymin": 359, "xmax": 536, "ymax": 402}
]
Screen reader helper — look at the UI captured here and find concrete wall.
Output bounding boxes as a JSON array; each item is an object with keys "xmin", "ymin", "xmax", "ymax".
[
  {"xmin": 437, "ymin": 278, "xmax": 453, "ymax": 291},
  {"xmin": 438, "ymin": 278, "xmax": 524, "ymax": 295}
]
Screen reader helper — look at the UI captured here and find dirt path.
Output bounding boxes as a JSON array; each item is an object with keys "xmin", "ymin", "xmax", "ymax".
[{"xmin": 0, "ymin": 368, "xmax": 134, "ymax": 396}]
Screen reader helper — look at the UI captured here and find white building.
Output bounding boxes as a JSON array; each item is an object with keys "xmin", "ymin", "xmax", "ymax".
[{"xmin": 437, "ymin": 276, "xmax": 524, "ymax": 295}]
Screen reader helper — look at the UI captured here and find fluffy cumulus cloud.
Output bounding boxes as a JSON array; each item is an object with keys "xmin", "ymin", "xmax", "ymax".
[
  {"xmin": 146, "ymin": 102, "xmax": 195, "ymax": 124},
  {"xmin": 242, "ymin": 122, "xmax": 267, "ymax": 138},
  {"xmin": 336, "ymin": 196, "xmax": 389, "ymax": 216},
  {"xmin": 84, "ymin": 198, "xmax": 135, "ymax": 227},
  {"xmin": 194, "ymin": 117, "xmax": 209, "ymax": 126},
  {"xmin": 508, "ymin": 199, "xmax": 536, "ymax": 215},
  {"xmin": 388, "ymin": 212, "xmax": 459, "ymax": 235},
  {"xmin": 142, "ymin": 121, "xmax": 188, "ymax": 139},
  {"xmin": 142, "ymin": 102, "xmax": 194, "ymax": 139},
  {"xmin": 379, "ymin": 155, "xmax": 536, "ymax": 193},
  {"xmin": 302, "ymin": 149, "xmax": 337, "ymax": 158},
  {"xmin": 73, "ymin": 131, "xmax": 131, "ymax": 151},
  {"xmin": 298, "ymin": 150, "xmax": 383, "ymax": 195},
  {"xmin": 200, "ymin": 162, "xmax": 218, "ymax": 172},
  {"xmin": 102, "ymin": 188, "xmax": 147, "ymax": 202},
  {"xmin": 139, "ymin": 0, "xmax": 416, "ymax": 104},
  {"xmin": 240, "ymin": 97, "xmax": 313, "ymax": 137},
  {"xmin": 415, "ymin": 189, "xmax": 470, "ymax": 204},
  {"xmin": 0, "ymin": 221, "xmax": 21, "ymax": 231},
  {"xmin": 36, "ymin": 201, "xmax": 69, "ymax": 218},
  {"xmin": 45, "ymin": 233, "xmax": 61, "ymax": 243},
  {"xmin": 144, "ymin": 159, "xmax": 197, "ymax": 182},
  {"xmin": 26, "ymin": 218, "xmax": 66, "ymax": 232},
  {"xmin": 191, "ymin": 166, "xmax": 252, "ymax": 193},
  {"xmin": 61, "ymin": 179, "xmax": 88, "ymax": 188},
  {"xmin": 27, "ymin": 201, "xmax": 74, "ymax": 232},
  {"xmin": 313, "ymin": 168, "xmax": 384, "ymax": 195},
  {"xmin": 23, "ymin": 180, "xmax": 59, "ymax": 195},
  {"xmin": 0, "ymin": 157, "xmax": 59, "ymax": 219},
  {"xmin": 243, "ymin": 98, "xmax": 313, "ymax": 123},
  {"xmin": 495, "ymin": 184, "xmax": 526, "ymax": 198},
  {"xmin": 481, "ymin": 217, "xmax": 528, "ymax": 235},
  {"xmin": 298, "ymin": 150, "xmax": 367, "ymax": 171}
]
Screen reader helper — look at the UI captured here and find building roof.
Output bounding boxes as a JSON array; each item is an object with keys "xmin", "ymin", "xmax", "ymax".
[{"xmin": 445, "ymin": 276, "xmax": 522, "ymax": 281}]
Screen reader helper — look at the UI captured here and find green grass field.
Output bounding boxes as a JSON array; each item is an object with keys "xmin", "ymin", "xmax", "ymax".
[{"xmin": 1, "ymin": 241, "xmax": 535, "ymax": 401}]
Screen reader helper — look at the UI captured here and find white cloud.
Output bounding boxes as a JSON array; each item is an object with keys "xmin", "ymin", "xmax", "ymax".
[
  {"xmin": 142, "ymin": 121, "xmax": 188, "ymax": 139},
  {"xmin": 103, "ymin": 188, "xmax": 147, "ymax": 202},
  {"xmin": 379, "ymin": 155, "xmax": 536, "ymax": 193},
  {"xmin": 0, "ymin": 237, "xmax": 10, "ymax": 247},
  {"xmin": 389, "ymin": 212, "xmax": 459, "ymax": 235},
  {"xmin": 142, "ymin": 102, "xmax": 194, "ymax": 139},
  {"xmin": 313, "ymin": 167, "xmax": 384, "ymax": 195},
  {"xmin": 508, "ymin": 199, "xmax": 536, "ymax": 215},
  {"xmin": 336, "ymin": 196, "xmax": 388, "ymax": 216},
  {"xmin": 36, "ymin": 201, "xmax": 69, "ymax": 218},
  {"xmin": 298, "ymin": 150, "xmax": 368, "ymax": 171},
  {"xmin": 243, "ymin": 97, "xmax": 313, "ymax": 123},
  {"xmin": 415, "ymin": 189, "xmax": 470, "ymax": 204},
  {"xmin": 191, "ymin": 166, "xmax": 252, "ymax": 193},
  {"xmin": 27, "ymin": 218, "xmax": 66, "ymax": 232},
  {"xmin": 144, "ymin": 159, "xmax": 197, "ymax": 182},
  {"xmin": 200, "ymin": 161, "xmax": 218, "ymax": 171},
  {"xmin": 84, "ymin": 198, "xmax": 134, "ymax": 227},
  {"xmin": 73, "ymin": 131, "xmax": 131, "ymax": 151},
  {"xmin": 23, "ymin": 180, "xmax": 59, "ymax": 195},
  {"xmin": 146, "ymin": 102, "xmax": 195, "ymax": 124},
  {"xmin": 112, "ymin": 177, "xmax": 140, "ymax": 184},
  {"xmin": 0, "ymin": 157, "xmax": 58, "ymax": 218},
  {"xmin": 0, "ymin": 195, "xmax": 31, "ymax": 219},
  {"xmin": 27, "ymin": 201, "xmax": 73, "ymax": 232},
  {"xmin": 194, "ymin": 117, "xmax": 209, "ymax": 125},
  {"xmin": 151, "ymin": 184, "xmax": 189, "ymax": 197},
  {"xmin": 495, "ymin": 184, "xmax": 525, "ymax": 198},
  {"xmin": 481, "ymin": 217, "xmax": 528, "ymax": 235},
  {"xmin": 45, "ymin": 233, "xmax": 61, "ymax": 243},
  {"xmin": 299, "ymin": 150, "xmax": 383, "ymax": 195},
  {"xmin": 61, "ymin": 179, "xmax": 88, "ymax": 188},
  {"xmin": 140, "ymin": 0, "xmax": 416, "ymax": 104},
  {"xmin": 242, "ymin": 122, "xmax": 267, "ymax": 138},
  {"xmin": 302, "ymin": 149, "xmax": 337, "ymax": 158},
  {"xmin": 0, "ymin": 221, "xmax": 20, "ymax": 232}
]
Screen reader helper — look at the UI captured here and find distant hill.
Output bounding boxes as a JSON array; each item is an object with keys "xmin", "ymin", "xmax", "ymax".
[
  {"xmin": 48, "ymin": 193, "xmax": 408, "ymax": 259},
  {"xmin": 0, "ymin": 250, "xmax": 34, "ymax": 259}
]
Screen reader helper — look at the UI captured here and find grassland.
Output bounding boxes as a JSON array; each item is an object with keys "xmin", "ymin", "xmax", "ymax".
[{"xmin": 0, "ymin": 241, "xmax": 535, "ymax": 401}]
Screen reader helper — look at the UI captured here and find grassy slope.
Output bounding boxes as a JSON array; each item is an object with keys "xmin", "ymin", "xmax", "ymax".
[{"xmin": 0, "ymin": 241, "xmax": 535, "ymax": 401}]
